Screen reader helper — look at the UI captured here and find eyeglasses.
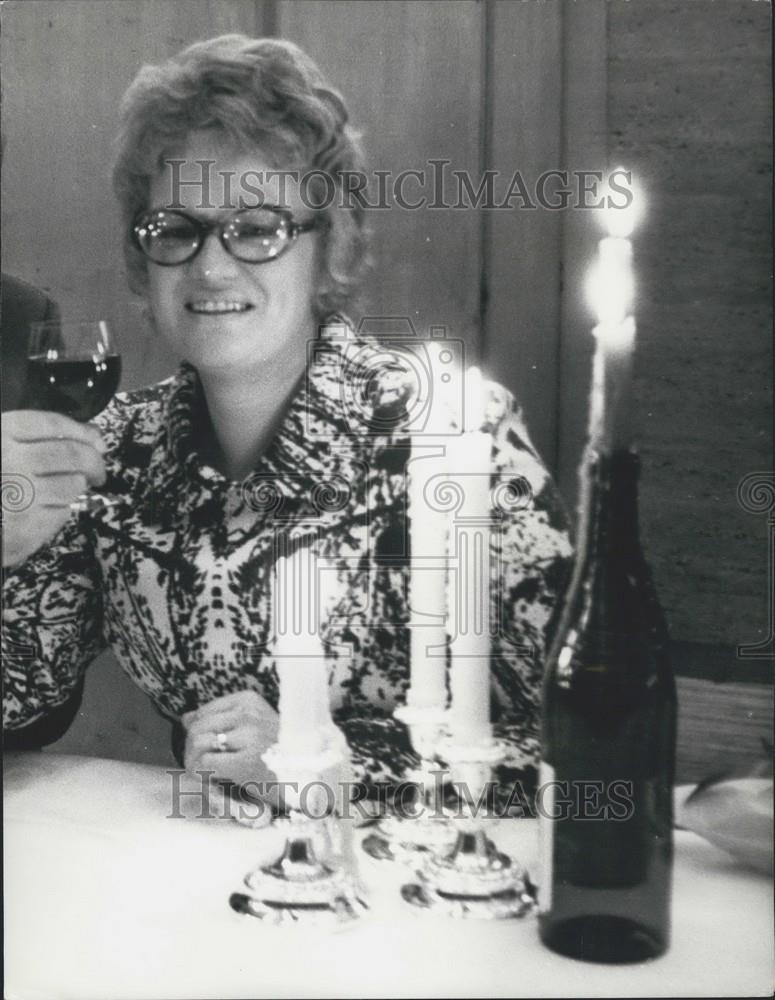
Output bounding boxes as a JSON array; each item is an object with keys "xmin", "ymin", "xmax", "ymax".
[{"xmin": 131, "ymin": 206, "xmax": 319, "ymax": 266}]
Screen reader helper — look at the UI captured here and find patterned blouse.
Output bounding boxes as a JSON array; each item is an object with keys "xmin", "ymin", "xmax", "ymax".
[{"xmin": 3, "ymin": 319, "xmax": 573, "ymax": 797}]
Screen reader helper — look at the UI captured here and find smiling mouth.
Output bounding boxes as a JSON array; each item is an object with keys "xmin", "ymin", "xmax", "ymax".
[{"xmin": 186, "ymin": 301, "xmax": 254, "ymax": 314}]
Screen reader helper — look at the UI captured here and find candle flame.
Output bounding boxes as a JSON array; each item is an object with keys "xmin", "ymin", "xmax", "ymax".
[
  {"xmin": 586, "ymin": 240, "xmax": 635, "ymax": 325},
  {"xmin": 594, "ymin": 315, "xmax": 637, "ymax": 354},
  {"xmin": 601, "ymin": 167, "xmax": 643, "ymax": 239}
]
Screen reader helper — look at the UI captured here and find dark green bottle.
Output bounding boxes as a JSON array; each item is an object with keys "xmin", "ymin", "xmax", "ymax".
[{"xmin": 538, "ymin": 448, "xmax": 676, "ymax": 963}]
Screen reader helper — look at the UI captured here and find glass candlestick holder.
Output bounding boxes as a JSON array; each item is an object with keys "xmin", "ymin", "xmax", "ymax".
[
  {"xmin": 361, "ymin": 704, "xmax": 458, "ymax": 863},
  {"xmin": 229, "ymin": 738, "xmax": 369, "ymax": 926},
  {"xmin": 401, "ymin": 736, "xmax": 536, "ymax": 919}
]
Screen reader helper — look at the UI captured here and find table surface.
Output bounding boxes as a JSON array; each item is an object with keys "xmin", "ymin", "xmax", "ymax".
[{"xmin": 4, "ymin": 753, "xmax": 773, "ymax": 1000}]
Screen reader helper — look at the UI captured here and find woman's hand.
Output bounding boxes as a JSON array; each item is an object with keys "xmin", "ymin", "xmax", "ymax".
[
  {"xmin": 1, "ymin": 411, "xmax": 107, "ymax": 567},
  {"xmin": 181, "ymin": 689, "xmax": 280, "ymax": 793}
]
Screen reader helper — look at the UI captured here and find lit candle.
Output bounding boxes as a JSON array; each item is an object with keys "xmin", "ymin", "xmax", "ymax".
[
  {"xmin": 447, "ymin": 366, "xmax": 493, "ymax": 745},
  {"xmin": 586, "ymin": 170, "xmax": 642, "ymax": 452},
  {"xmin": 274, "ymin": 539, "xmax": 329, "ymax": 755}
]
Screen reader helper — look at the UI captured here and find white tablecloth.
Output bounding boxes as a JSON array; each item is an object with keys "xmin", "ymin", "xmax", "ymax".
[{"xmin": 4, "ymin": 753, "xmax": 773, "ymax": 999}]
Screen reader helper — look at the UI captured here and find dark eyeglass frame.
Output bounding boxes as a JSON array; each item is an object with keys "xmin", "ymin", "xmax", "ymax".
[{"xmin": 131, "ymin": 206, "xmax": 319, "ymax": 266}]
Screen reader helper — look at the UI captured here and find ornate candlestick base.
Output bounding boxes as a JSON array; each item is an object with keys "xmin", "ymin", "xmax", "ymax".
[
  {"xmin": 361, "ymin": 705, "xmax": 457, "ymax": 864},
  {"xmin": 401, "ymin": 738, "xmax": 537, "ymax": 919},
  {"xmin": 230, "ymin": 742, "xmax": 369, "ymax": 926},
  {"xmin": 230, "ymin": 810, "xmax": 368, "ymax": 926}
]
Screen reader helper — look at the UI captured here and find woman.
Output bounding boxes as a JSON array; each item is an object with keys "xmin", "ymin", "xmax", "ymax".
[{"xmin": 2, "ymin": 35, "xmax": 572, "ymax": 805}]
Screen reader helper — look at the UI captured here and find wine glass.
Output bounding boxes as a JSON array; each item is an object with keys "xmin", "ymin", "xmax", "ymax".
[{"xmin": 27, "ymin": 320, "xmax": 123, "ymax": 513}]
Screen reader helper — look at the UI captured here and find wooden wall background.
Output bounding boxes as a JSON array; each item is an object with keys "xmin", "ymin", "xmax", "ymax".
[{"xmin": 1, "ymin": 1, "xmax": 771, "ymax": 773}]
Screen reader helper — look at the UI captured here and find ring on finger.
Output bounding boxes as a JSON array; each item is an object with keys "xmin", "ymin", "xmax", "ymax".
[{"xmin": 213, "ymin": 731, "xmax": 230, "ymax": 753}]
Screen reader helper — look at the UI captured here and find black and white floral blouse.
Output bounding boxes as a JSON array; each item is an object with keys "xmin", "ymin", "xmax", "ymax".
[{"xmin": 3, "ymin": 319, "xmax": 573, "ymax": 795}]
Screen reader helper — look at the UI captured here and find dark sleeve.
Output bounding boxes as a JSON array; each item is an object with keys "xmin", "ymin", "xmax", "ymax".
[
  {"xmin": 1, "ymin": 274, "xmax": 61, "ymax": 411},
  {"xmin": 2, "ymin": 678, "xmax": 85, "ymax": 749},
  {"xmin": 3, "ymin": 515, "xmax": 106, "ymax": 734}
]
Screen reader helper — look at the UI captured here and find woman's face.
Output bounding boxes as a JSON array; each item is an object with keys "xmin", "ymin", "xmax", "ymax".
[{"xmin": 146, "ymin": 131, "xmax": 319, "ymax": 380}]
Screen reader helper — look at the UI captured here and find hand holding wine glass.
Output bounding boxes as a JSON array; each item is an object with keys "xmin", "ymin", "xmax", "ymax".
[{"xmin": 1, "ymin": 321, "xmax": 121, "ymax": 568}]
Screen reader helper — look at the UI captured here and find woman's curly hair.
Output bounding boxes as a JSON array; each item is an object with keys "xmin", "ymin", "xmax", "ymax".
[{"xmin": 113, "ymin": 35, "xmax": 369, "ymax": 319}]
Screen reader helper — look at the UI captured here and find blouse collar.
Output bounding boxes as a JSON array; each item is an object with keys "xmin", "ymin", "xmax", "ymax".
[{"xmin": 143, "ymin": 315, "xmax": 416, "ymax": 511}]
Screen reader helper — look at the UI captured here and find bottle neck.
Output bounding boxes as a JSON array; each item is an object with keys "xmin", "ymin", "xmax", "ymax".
[{"xmin": 575, "ymin": 447, "xmax": 642, "ymax": 571}]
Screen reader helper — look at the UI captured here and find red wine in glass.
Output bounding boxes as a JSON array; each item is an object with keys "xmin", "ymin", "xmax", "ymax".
[
  {"xmin": 27, "ymin": 320, "xmax": 123, "ymax": 511},
  {"xmin": 26, "ymin": 354, "xmax": 122, "ymax": 422}
]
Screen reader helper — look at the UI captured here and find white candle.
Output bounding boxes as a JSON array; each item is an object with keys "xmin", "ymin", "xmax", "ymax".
[
  {"xmin": 447, "ymin": 366, "xmax": 493, "ymax": 745},
  {"xmin": 274, "ymin": 540, "xmax": 329, "ymax": 755},
  {"xmin": 407, "ymin": 338, "xmax": 457, "ymax": 712},
  {"xmin": 408, "ymin": 438, "xmax": 449, "ymax": 710},
  {"xmin": 586, "ymin": 170, "xmax": 641, "ymax": 451}
]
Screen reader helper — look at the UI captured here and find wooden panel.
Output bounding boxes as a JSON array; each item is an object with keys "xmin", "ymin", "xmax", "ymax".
[
  {"xmin": 485, "ymin": 0, "xmax": 564, "ymax": 469},
  {"xmin": 557, "ymin": 0, "xmax": 608, "ymax": 510},
  {"xmin": 676, "ymin": 677, "xmax": 773, "ymax": 785},
  {"xmin": 607, "ymin": 0, "xmax": 773, "ymax": 647},
  {"xmin": 277, "ymin": 0, "xmax": 484, "ymax": 352},
  {"xmin": 0, "ymin": 0, "xmax": 272, "ymax": 394}
]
